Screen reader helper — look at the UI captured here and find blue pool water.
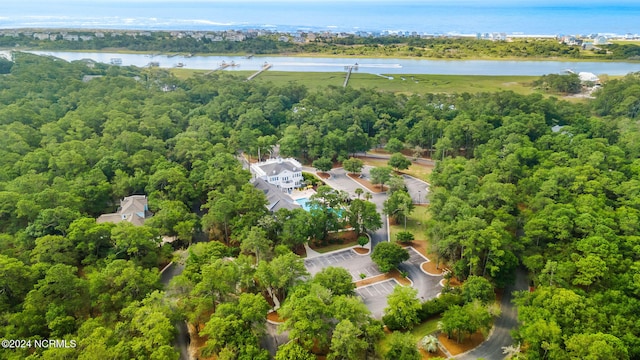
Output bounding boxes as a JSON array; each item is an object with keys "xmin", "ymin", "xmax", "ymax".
[
  {"xmin": 295, "ymin": 197, "xmax": 345, "ymax": 218},
  {"xmin": 295, "ymin": 198, "xmax": 312, "ymax": 211}
]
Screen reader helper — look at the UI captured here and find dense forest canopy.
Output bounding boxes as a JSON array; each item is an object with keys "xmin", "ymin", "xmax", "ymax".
[{"xmin": 0, "ymin": 52, "xmax": 639, "ymax": 359}]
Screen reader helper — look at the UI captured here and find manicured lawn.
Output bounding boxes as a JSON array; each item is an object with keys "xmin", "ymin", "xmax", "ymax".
[
  {"xmin": 310, "ymin": 231, "xmax": 359, "ymax": 253},
  {"xmin": 311, "ymin": 240, "xmax": 359, "ymax": 253},
  {"xmin": 402, "ymin": 163, "xmax": 434, "ymax": 182},
  {"xmin": 356, "ymin": 155, "xmax": 433, "ymax": 182},
  {"xmin": 377, "ymin": 317, "xmax": 441, "ymax": 355},
  {"xmin": 389, "ymin": 205, "xmax": 431, "ymax": 243}
]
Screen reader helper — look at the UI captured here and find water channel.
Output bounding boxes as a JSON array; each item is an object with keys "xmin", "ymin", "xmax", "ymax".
[{"xmin": 29, "ymin": 50, "xmax": 640, "ymax": 76}]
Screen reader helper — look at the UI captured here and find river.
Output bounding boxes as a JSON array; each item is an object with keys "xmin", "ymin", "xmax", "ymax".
[{"xmin": 28, "ymin": 50, "xmax": 640, "ymax": 76}]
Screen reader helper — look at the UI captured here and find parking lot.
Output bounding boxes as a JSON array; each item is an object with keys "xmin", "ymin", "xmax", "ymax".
[
  {"xmin": 355, "ymin": 279, "xmax": 398, "ymax": 300},
  {"xmin": 355, "ymin": 279, "xmax": 400, "ymax": 318},
  {"xmin": 304, "ymin": 249, "xmax": 382, "ymax": 281},
  {"xmin": 406, "ymin": 247, "xmax": 427, "ymax": 266}
]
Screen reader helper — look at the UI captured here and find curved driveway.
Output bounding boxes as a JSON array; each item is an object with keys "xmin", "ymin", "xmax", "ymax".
[
  {"xmin": 160, "ymin": 258, "xmax": 191, "ymax": 360},
  {"xmin": 455, "ymin": 269, "xmax": 528, "ymax": 360}
]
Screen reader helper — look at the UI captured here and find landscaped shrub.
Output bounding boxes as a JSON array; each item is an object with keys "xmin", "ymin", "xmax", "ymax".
[{"xmin": 418, "ymin": 293, "xmax": 464, "ymax": 321}]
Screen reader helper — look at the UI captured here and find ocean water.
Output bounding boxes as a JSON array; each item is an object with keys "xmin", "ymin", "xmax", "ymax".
[{"xmin": 2, "ymin": 1, "xmax": 639, "ymax": 35}]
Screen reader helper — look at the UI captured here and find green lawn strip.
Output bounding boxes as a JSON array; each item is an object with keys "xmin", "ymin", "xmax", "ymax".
[
  {"xmin": 377, "ymin": 317, "xmax": 441, "ymax": 354},
  {"xmin": 401, "ymin": 163, "xmax": 434, "ymax": 182},
  {"xmin": 389, "ymin": 205, "xmax": 431, "ymax": 243},
  {"xmin": 357, "ymin": 156, "xmax": 433, "ymax": 182},
  {"xmin": 310, "ymin": 239, "xmax": 359, "ymax": 254}
]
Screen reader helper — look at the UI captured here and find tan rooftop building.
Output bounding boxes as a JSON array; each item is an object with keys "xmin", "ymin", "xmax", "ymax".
[{"xmin": 97, "ymin": 195, "xmax": 151, "ymax": 226}]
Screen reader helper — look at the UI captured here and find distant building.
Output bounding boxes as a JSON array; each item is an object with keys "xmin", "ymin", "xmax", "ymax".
[
  {"xmin": 594, "ymin": 36, "xmax": 608, "ymax": 45},
  {"xmin": 251, "ymin": 158, "xmax": 303, "ymax": 193},
  {"xmin": 97, "ymin": 195, "xmax": 152, "ymax": 226},
  {"xmin": 33, "ymin": 33, "xmax": 51, "ymax": 41},
  {"xmin": 578, "ymin": 72, "xmax": 600, "ymax": 85}
]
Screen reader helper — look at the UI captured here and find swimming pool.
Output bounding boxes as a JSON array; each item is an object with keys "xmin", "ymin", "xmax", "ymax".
[
  {"xmin": 294, "ymin": 197, "xmax": 312, "ymax": 211},
  {"xmin": 295, "ymin": 197, "xmax": 345, "ymax": 217}
]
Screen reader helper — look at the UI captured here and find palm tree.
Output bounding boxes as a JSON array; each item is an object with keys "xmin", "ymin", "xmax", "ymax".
[{"xmin": 355, "ymin": 188, "xmax": 363, "ymax": 199}]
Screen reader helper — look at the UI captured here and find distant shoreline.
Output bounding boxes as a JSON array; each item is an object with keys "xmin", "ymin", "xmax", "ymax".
[{"xmin": 1, "ymin": 27, "xmax": 639, "ymax": 41}]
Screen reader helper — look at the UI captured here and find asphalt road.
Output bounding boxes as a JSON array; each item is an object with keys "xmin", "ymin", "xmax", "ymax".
[
  {"xmin": 261, "ymin": 322, "xmax": 289, "ymax": 357},
  {"xmin": 356, "ymin": 279, "xmax": 400, "ymax": 318},
  {"xmin": 160, "ymin": 259, "xmax": 191, "ymax": 360},
  {"xmin": 455, "ymin": 269, "xmax": 528, "ymax": 360},
  {"xmin": 398, "ymin": 248, "xmax": 443, "ymax": 301}
]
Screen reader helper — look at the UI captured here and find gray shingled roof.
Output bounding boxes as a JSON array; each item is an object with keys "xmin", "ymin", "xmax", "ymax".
[
  {"xmin": 257, "ymin": 161, "xmax": 299, "ymax": 175},
  {"xmin": 252, "ymin": 178, "xmax": 301, "ymax": 212}
]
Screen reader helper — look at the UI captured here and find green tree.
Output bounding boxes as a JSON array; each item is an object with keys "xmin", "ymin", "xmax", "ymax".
[
  {"xmin": 396, "ymin": 231, "xmax": 415, "ymax": 243},
  {"xmin": 88, "ymin": 259, "xmax": 161, "ymax": 315},
  {"xmin": 358, "ymin": 235, "xmax": 369, "ymax": 248},
  {"xmin": 384, "ymin": 190, "xmax": 414, "ymax": 229},
  {"xmin": 343, "ymin": 157, "xmax": 364, "ymax": 174},
  {"xmin": 328, "ymin": 319, "xmax": 368, "ymax": 360},
  {"xmin": 0, "ymin": 255, "xmax": 34, "ymax": 312},
  {"xmin": 200, "ymin": 293, "xmax": 270, "ymax": 358},
  {"xmin": 275, "ymin": 341, "xmax": 315, "ymax": 360},
  {"xmin": 388, "ymin": 152, "xmax": 411, "ymax": 171},
  {"xmin": 386, "ymin": 174, "xmax": 406, "ymax": 194},
  {"xmin": 67, "ymin": 217, "xmax": 114, "ymax": 264},
  {"xmin": 347, "ymin": 199, "xmax": 382, "ymax": 236},
  {"xmin": 565, "ymin": 332, "xmax": 629, "ymax": 360},
  {"xmin": 192, "ymin": 258, "xmax": 240, "ymax": 313},
  {"xmin": 313, "ymin": 266, "xmax": 356, "ymax": 296},
  {"xmin": 25, "ymin": 206, "xmax": 80, "ymax": 238},
  {"xmin": 278, "ymin": 208, "xmax": 313, "ymax": 250},
  {"xmin": 461, "ymin": 276, "xmax": 495, "ymax": 304},
  {"xmin": 115, "ymin": 291, "xmax": 179, "ymax": 360},
  {"xmin": 440, "ymin": 301, "xmax": 493, "ymax": 343},
  {"xmin": 382, "ymin": 285, "xmax": 421, "ymax": 331},
  {"xmin": 372, "ymin": 242, "xmax": 410, "ymax": 272},
  {"xmin": 385, "ymin": 138, "xmax": 404, "ymax": 153},
  {"xmin": 31, "ymin": 234, "xmax": 79, "ymax": 266},
  {"xmin": 255, "ymin": 251, "xmax": 308, "ymax": 303},
  {"xmin": 385, "ymin": 332, "xmax": 420, "ymax": 360},
  {"xmin": 370, "ymin": 166, "xmax": 392, "ymax": 191},
  {"xmin": 240, "ymin": 226, "xmax": 272, "ymax": 263},
  {"xmin": 111, "ymin": 223, "xmax": 161, "ymax": 267},
  {"xmin": 279, "ymin": 284, "xmax": 333, "ymax": 351},
  {"xmin": 313, "ymin": 157, "xmax": 333, "ymax": 173}
]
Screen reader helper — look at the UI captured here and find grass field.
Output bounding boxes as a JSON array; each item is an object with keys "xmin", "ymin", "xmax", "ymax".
[
  {"xmin": 170, "ymin": 68, "xmax": 538, "ymax": 94},
  {"xmin": 389, "ymin": 205, "xmax": 431, "ymax": 243},
  {"xmin": 356, "ymin": 156, "xmax": 434, "ymax": 182}
]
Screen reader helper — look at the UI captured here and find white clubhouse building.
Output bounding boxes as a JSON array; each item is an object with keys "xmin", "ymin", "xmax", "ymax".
[{"xmin": 250, "ymin": 158, "xmax": 303, "ymax": 193}]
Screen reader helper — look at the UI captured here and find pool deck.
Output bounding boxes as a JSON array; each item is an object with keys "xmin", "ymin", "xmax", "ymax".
[{"xmin": 289, "ymin": 188, "xmax": 316, "ymax": 201}]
